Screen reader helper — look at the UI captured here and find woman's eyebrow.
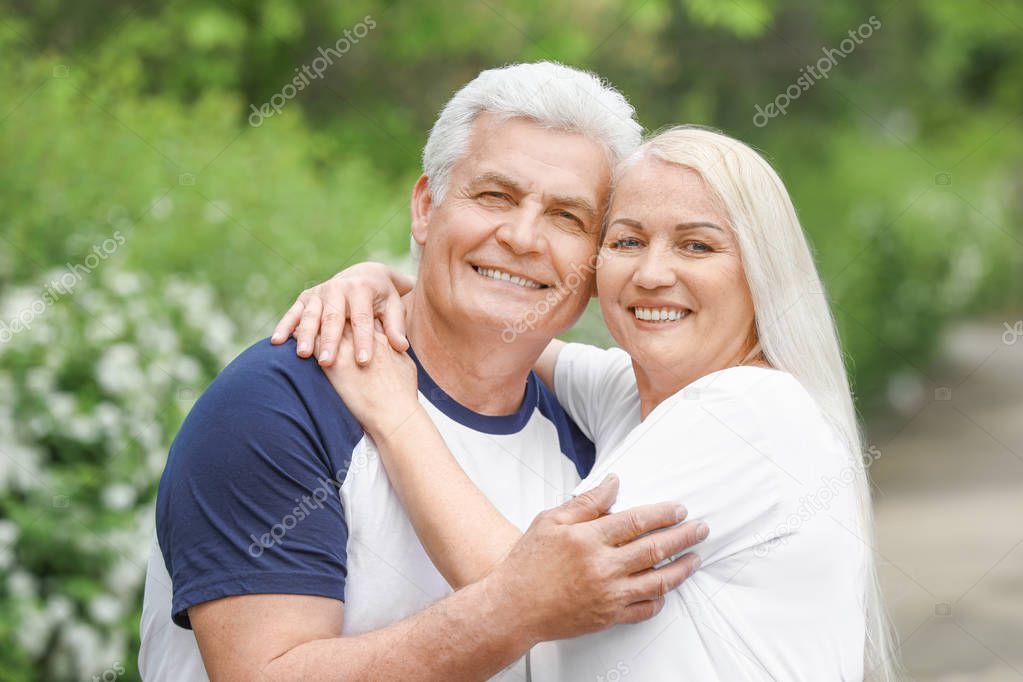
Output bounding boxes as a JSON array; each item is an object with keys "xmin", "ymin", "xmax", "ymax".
[
  {"xmin": 608, "ymin": 218, "xmax": 725, "ymax": 232},
  {"xmin": 609, "ymin": 217, "xmax": 644, "ymax": 230},
  {"xmin": 676, "ymin": 221, "xmax": 725, "ymax": 232}
]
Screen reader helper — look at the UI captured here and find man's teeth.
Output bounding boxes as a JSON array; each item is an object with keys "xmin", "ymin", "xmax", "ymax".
[
  {"xmin": 632, "ymin": 307, "xmax": 688, "ymax": 322},
  {"xmin": 474, "ymin": 266, "xmax": 544, "ymax": 289}
]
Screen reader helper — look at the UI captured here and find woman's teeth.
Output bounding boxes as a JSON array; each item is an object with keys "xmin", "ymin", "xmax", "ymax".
[
  {"xmin": 632, "ymin": 307, "xmax": 688, "ymax": 322},
  {"xmin": 474, "ymin": 266, "xmax": 544, "ymax": 289}
]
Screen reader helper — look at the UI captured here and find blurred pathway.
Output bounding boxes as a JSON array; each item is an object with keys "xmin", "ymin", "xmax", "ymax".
[{"xmin": 868, "ymin": 320, "xmax": 1023, "ymax": 681}]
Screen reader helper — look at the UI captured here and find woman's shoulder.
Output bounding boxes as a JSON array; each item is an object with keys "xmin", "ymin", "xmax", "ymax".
[
  {"xmin": 558, "ymin": 341, "xmax": 632, "ymax": 372},
  {"xmin": 555, "ymin": 342, "xmax": 637, "ymax": 398},
  {"xmin": 673, "ymin": 365, "xmax": 809, "ymax": 408},
  {"xmin": 662, "ymin": 365, "xmax": 841, "ymax": 456}
]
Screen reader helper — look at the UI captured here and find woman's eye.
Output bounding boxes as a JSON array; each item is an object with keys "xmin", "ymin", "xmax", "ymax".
[
  {"xmin": 684, "ymin": 241, "xmax": 712, "ymax": 253},
  {"xmin": 608, "ymin": 237, "xmax": 642, "ymax": 250}
]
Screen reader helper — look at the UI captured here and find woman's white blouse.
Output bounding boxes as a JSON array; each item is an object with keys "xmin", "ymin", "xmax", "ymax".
[{"xmin": 536, "ymin": 343, "xmax": 867, "ymax": 682}]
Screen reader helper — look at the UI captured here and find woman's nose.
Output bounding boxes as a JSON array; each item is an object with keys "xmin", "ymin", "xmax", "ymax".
[{"xmin": 632, "ymin": 250, "xmax": 676, "ymax": 290}]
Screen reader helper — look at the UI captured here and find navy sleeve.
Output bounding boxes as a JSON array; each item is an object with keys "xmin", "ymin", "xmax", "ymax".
[
  {"xmin": 155, "ymin": 338, "xmax": 363, "ymax": 628},
  {"xmin": 535, "ymin": 376, "xmax": 596, "ymax": 479}
]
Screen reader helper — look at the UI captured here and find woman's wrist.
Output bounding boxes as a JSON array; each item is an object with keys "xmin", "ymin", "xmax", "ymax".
[{"xmin": 365, "ymin": 399, "xmax": 425, "ymax": 442}]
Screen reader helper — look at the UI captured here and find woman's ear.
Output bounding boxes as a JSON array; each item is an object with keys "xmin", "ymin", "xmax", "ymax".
[{"xmin": 410, "ymin": 174, "xmax": 433, "ymax": 248}]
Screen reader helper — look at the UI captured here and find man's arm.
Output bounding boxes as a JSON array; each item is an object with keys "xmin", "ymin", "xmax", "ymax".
[
  {"xmin": 191, "ymin": 587, "xmax": 524, "ymax": 681},
  {"xmin": 191, "ymin": 485, "xmax": 701, "ymax": 682}
]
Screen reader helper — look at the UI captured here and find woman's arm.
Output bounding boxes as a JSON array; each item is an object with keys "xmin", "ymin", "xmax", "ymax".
[
  {"xmin": 533, "ymin": 338, "xmax": 566, "ymax": 394},
  {"xmin": 323, "ymin": 328, "xmax": 617, "ymax": 589},
  {"xmin": 325, "ymin": 328, "xmax": 699, "ymax": 591},
  {"xmin": 372, "ymin": 405, "xmax": 523, "ymax": 588}
]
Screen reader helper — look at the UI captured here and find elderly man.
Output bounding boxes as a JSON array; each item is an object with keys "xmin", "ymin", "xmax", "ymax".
[{"xmin": 139, "ymin": 62, "xmax": 704, "ymax": 681}]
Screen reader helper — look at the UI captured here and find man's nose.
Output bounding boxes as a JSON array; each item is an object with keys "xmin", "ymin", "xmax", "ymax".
[{"xmin": 495, "ymin": 206, "xmax": 543, "ymax": 255}]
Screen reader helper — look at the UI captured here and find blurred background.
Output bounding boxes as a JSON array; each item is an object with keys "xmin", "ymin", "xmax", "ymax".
[{"xmin": 0, "ymin": 0, "xmax": 1020, "ymax": 680}]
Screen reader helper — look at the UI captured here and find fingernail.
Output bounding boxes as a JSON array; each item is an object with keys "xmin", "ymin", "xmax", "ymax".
[
  {"xmin": 319, "ymin": 350, "xmax": 331, "ymax": 362},
  {"xmin": 695, "ymin": 522, "xmax": 709, "ymax": 541},
  {"xmin": 357, "ymin": 350, "xmax": 369, "ymax": 364},
  {"xmin": 298, "ymin": 342, "xmax": 310, "ymax": 354},
  {"xmin": 271, "ymin": 333, "xmax": 282, "ymax": 343},
  {"xmin": 675, "ymin": 505, "xmax": 688, "ymax": 522}
]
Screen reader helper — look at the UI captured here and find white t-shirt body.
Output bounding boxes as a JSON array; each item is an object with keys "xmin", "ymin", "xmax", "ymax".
[
  {"xmin": 534, "ymin": 343, "xmax": 867, "ymax": 682},
  {"xmin": 138, "ymin": 340, "xmax": 592, "ymax": 681}
]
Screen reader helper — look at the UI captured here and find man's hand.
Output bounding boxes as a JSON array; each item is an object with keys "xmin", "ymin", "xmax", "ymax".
[{"xmin": 483, "ymin": 475, "xmax": 707, "ymax": 644}]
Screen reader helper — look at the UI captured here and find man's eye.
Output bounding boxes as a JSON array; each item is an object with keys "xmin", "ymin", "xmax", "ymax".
[
  {"xmin": 555, "ymin": 210, "xmax": 581, "ymax": 225},
  {"xmin": 479, "ymin": 191, "xmax": 510, "ymax": 201}
]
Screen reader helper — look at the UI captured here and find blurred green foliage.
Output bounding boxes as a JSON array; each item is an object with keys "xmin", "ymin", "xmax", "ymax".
[{"xmin": 0, "ymin": 0, "xmax": 1021, "ymax": 679}]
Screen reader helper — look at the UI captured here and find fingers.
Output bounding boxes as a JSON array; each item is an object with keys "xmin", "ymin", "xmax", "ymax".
[
  {"xmin": 348, "ymin": 289, "xmax": 376, "ymax": 365},
  {"xmin": 390, "ymin": 272, "xmax": 416, "ymax": 295},
  {"xmin": 593, "ymin": 501, "xmax": 688, "ymax": 547},
  {"xmin": 336, "ymin": 325, "xmax": 356, "ymax": 364},
  {"xmin": 382, "ymin": 293, "xmax": 409, "ymax": 352},
  {"xmin": 616, "ymin": 597, "xmax": 666, "ymax": 625},
  {"xmin": 293, "ymin": 295, "xmax": 323, "ymax": 357},
  {"xmin": 618, "ymin": 520, "xmax": 709, "ymax": 574},
  {"xmin": 549, "ymin": 475, "xmax": 620, "ymax": 525},
  {"xmin": 317, "ymin": 296, "xmax": 347, "ymax": 367},
  {"xmin": 621, "ymin": 552, "xmax": 702, "ymax": 606},
  {"xmin": 272, "ymin": 295, "xmax": 308, "ymax": 344}
]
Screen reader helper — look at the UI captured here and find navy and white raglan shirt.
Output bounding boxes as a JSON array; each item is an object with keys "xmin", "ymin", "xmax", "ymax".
[{"xmin": 137, "ymin": 338, "xmax": 594, "ymax": 681}]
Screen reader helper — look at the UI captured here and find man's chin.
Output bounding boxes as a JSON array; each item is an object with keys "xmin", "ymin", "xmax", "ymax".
[{"xmin": 450, "ymin": 305, "xmax": 559, "ymax": 346}]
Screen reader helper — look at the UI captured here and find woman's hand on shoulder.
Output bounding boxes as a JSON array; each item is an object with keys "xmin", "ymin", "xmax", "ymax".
[
  {"xmin": 322, "ymin": 323, "xmax": 420, "ymax": 437},
  {"xmin": 271, "ymin": 262, "xmax": 414, "ymax": 366}
]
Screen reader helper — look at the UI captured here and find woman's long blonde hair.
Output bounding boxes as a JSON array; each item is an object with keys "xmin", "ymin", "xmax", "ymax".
[{"xmin": 626, "ymin": 125, "xmax": 898, "ymax": 680}]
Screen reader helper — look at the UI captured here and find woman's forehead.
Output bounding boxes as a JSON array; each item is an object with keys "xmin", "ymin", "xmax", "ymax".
[{"xmin": 609, "ymin": 158, "xmax": 727, "ymax": 226}]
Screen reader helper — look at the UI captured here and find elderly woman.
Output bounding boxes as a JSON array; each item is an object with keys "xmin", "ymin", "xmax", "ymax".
[{"xmin": 274, "ymin": 126, "xmax": 896, "ymax": 681}]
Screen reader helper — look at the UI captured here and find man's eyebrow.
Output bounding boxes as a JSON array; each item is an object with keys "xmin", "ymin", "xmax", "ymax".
[
  {"xmin": 608, "ymin": 218, "xmax": 725, "ymax": 232},
  {"xmin": 550, "ymin": 194, "xmax": 598, "ymax": 219},
  {"xmin": 469, "ymin": 172, "xmax": 523, "ymax": 192},
  {"xmin": 471, "ymin": 172, "xmax": 597, "ymax": 219}
]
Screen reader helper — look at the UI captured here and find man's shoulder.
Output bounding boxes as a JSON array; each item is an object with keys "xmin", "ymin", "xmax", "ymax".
[
  {"xmin": 171, "ymin": 337, "xmax": 365, "ymax": 461},
  {"xmin": 215, "ymin": 336, "xmax": 331, "ymax": 395}
]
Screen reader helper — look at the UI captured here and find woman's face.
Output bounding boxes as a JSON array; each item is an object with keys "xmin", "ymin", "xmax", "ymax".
[{"xmin": 597, "ymin": 155, "xmax": 758, "ymax": 393}]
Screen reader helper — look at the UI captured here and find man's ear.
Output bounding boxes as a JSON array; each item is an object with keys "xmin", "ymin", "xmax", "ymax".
[{"xmin": 410, "ymin": 174, "xmax": 433, "ymax": 248}]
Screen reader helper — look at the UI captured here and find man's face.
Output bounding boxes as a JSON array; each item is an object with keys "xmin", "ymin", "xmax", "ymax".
[{"xmin": 413, "ymin": 113, "xmax": 610, "ymax": 344}]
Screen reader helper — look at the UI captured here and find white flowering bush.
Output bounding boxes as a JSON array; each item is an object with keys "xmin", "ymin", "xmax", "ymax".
[{"xmin": 0, "ymin": 266, "xmax": 264, "ymax": 682}]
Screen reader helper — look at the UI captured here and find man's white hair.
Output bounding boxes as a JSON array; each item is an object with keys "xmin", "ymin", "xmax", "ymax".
[{"xmin": 411, "ymin": 61, "xmax": 642, "ymax": 260}]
